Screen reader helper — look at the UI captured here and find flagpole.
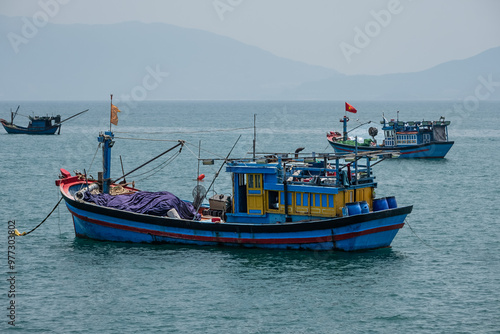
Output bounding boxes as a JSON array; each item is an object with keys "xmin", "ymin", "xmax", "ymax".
[
  {"xmin": 110, "ymin": 94, "xmax": 113, "ymax": 132},
  {"xmin": 343, "ymin": 102, "xmax": 348, "ymax": 141}
]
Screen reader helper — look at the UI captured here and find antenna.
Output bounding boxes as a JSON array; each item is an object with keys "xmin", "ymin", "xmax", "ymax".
[{"xmin": 252, "ymin": 114, "xmax": 256, "ymax": 160}]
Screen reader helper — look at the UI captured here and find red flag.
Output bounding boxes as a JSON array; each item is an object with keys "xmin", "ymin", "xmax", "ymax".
[{"xmin": 345, "ymin": 102, "xmax": 357, "ymax": 113}]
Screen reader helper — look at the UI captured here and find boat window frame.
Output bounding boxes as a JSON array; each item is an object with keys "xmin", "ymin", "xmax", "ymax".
[{"xmin": 247, "ymin": 174, "xmax": 262, "ymax": 191}]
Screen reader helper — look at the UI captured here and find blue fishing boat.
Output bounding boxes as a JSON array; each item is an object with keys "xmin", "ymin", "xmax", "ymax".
[
  {"xmin": 56, "ymin": 130, "xmax": 412, "ymax": 251},
  {"xmin": 1, "ymin": 106, "xmax": 88, "ymax": 134},
  {"xmin": 328, "ymin": 114, "xmax": 454, "ymax": 158}
]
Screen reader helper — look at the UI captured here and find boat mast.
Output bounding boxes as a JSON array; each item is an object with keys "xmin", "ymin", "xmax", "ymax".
[
  {"xmin": 11, "ymin": 105, "xmax": 19, "ymax": 124},
  {"xmin": 98, "ymin": 131, "xmax": 115, "ymax": 194},
  {"xmin": 342, "ymin": 115, "xmax": 349, "ymax": 141},
  {"xmin": 110, "ymin": 94, "xmax": 113, "ymax": 133}
]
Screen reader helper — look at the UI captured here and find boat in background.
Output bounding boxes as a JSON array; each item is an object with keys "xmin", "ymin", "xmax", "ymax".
[
  {"xmin": 328, "ymin": 113, "xmax": 454, "ymax": 159},
  {"xmin": 56, "ymin": 130, "xmax": 412, "ymax": 252},
  {"xmin": 0, "ymin": 106, "xmax": 88, "ymax": 134}
]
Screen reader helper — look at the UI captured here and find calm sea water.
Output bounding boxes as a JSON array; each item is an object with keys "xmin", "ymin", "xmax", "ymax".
[{"xmin": 1, "ymin": 100, "xmax": 499, "ymax": 333}]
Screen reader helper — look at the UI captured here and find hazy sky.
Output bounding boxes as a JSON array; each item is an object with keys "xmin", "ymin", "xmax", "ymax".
[{"xmin": 1, "ymin": 0, "xmax": 499, "ymax": 75}]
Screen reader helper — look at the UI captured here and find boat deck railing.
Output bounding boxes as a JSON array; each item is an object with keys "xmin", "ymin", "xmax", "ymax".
[{"xmin": 216, "ymin": 150, "xmax": 394, "ymax": 189}]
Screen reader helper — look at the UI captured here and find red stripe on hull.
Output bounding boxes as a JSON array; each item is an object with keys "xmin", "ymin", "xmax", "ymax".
[
  {"xmin": 333, "ymin": 146, "xmax": 355, "ymax": 152},
  {"xmin": 70, "ymin": 209, "xmax": 404, "ymax": 245},
  {"xmin": 399, "ymin": 148, "xmax": 429, "ymax": 155},
  {"xmin": 333, "ymin": 223, "xmax": 404, "ymax": 240},
  {"xmin": 332, "ymin": 144, "xmax": 429, "ymax": 156}
]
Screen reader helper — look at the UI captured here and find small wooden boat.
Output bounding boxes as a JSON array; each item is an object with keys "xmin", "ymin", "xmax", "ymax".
[
  {"xmin": 56, "ymin": 130, "xmax": 412, "ymax": 251},
  {"xmin": 328, "ymin": 114, "xmax": 454, "ymax": 158},
  {"xmin": 0, "ymin": 106, "xmax": 88, "ymax": 134}
]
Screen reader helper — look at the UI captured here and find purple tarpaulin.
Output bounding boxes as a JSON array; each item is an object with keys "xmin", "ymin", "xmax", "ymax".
[{"xmin": 83, "ymin": 191, "xmax": 201, "ymax": 220}]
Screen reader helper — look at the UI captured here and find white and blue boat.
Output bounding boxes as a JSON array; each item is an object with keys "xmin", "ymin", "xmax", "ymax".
[
  {"xmin": 56, "ymin": 131, "xmax": 412, "ymax": 251},
  {"xmin": 328, "ymin": 114, "xmax": 454, "ymax": 158}
]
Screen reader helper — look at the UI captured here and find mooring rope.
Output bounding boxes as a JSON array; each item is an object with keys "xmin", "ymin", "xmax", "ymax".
[
  {"xmin": 404, "ymin": 218, "xmax": 439, "ymax": 251},
  {"xmin": 14, "ymin": 197, "xmax": 64, "ymax": 236}
]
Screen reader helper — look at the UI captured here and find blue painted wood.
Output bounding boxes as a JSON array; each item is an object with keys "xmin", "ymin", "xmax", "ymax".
[
  {"xmin": 328, "ymin": 116, "xmax": 454, "ymax": 158},
  {"xmin": 64, "ymin": 199, "xmax": 411, "ymax": 251},
  {"xmin": 57, "ymin": 130, "xmax": 414, "ymax": 252},
  {"xmin": 330, "ymin": 141, "xmax": 454, "ymax": 159},
  {"xmin": 1, "ymin": 120, "xmax": 60, "ymax": 134}
]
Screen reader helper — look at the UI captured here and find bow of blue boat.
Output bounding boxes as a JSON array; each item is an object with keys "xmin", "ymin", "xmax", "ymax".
[{"xmin": 327, "ymin": 113, "xmax": 454, "ymax": 158}]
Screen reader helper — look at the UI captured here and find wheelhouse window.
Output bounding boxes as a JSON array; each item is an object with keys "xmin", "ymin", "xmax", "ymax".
[
  {"xmin": 268, "ymin": 191, "xmax": 279, "ymax": 210},
  {"xmin": 248, "ymin": 174, "xmax": 262, "ymax": 190}
]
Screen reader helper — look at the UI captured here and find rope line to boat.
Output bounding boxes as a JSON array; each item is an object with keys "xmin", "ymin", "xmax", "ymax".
[
  {"xmin": 113, "ymin": 127, "xmax": 252, "ymax": 135},
  {"xmin": 404, "ymin": 218, "xmax": 439, "ymax": 251},
  {"xmin": 14, "ymin": 197, "xmax": 64, "ymax": 236}
]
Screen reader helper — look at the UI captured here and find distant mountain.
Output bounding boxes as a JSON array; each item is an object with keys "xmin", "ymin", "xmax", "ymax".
[
  {"xmin": 1, "ymin": 15, "xmax": 499, "ymax": 101},
  {"xmin": 0, "ymin": 15, "xmax": 338, "ymax": 101},
  {"xmin": 282, "ymin": 47, "xmax": 500, "ymax": 100}
]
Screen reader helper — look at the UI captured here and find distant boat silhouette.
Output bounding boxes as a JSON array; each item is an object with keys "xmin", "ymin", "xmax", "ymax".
[{"xmin": 0, "ymin": 106, "xmax": 88, "ymax": 135}]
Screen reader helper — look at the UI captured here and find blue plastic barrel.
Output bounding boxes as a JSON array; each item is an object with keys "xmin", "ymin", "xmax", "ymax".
[
  {"xmin": 346, "ymin": 202, "xmax": 362, "ymax": 216},
  {"xmin": 359, "ymin": 201, "xmax": 370, "ymax": 213},
  {"xmin": 373, "ymin": 198, "xmax": 389, "ymax": 212},
  {"xmin": 386, "ymin": 196, "xmax": 397, "ymax": 209}
]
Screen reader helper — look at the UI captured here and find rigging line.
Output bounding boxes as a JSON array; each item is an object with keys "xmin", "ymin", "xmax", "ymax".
[
  {"xmin": 404, "ymin": 218, "xmax": 440, "ymax": 251},
  {"xmin": 184, "ymin": 141, "xmax": 226, "ymax": 159},
  {"xmin": 113, "ymin": 136, "xmax": 181, "ymax": 142},
  {"xmin": 127, "ymin": 152, "xmax": 179, "ymax": 179},
  {"xmin": 112, "ymin": 141, "xmax": 184, "ymax": 184},
  {"xmin": 87, "ymin": 142, "xmax": 101, "ymax": 175},
  {"xmin": 113, "ymin": 127, "xmax": 253, "ymax": 135},
  {"xmin": 15, "ymin": 197, "xmax": 64, "ymax": 236},
  {"xmin": 12, "ymin": 113, "xmax": 30, "ymax": 119},
  {"xmin": 183, "ymin": 142, "xmax": 202, "ymax": 160},
  {"xmin": 134, "ymin": 151, "xmax": 181, "ymax": 182},
  {"xmin": 195, "ymin": 135, "xmax": 242, "ymax": 213},
  {"xmin": 128, "ymin": 148, "xmax": 182, "ymax": 179}
]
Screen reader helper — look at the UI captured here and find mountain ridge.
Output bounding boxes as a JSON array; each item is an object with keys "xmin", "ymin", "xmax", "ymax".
[{"xmin": 1, "ymin": 15, "xmax": 498, "ymax": 100}]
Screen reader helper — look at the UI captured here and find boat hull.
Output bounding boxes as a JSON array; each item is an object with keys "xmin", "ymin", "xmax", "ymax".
[
  {"xmin": 61, "ymin": 189, "xmax": 412, "ymax": 252},
  {"xmin": 0, "ymin": 120, "xmax": 60, "ymax": 134},
  {"xmin": 329, "ymin": 140, "xmax": 454, "ymax": 159}
]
